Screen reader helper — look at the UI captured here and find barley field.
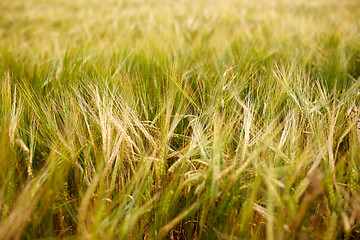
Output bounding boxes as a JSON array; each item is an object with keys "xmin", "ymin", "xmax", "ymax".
[{"xmin": 1, "ymin": 0, "xmax": 360, "ymax": 239}]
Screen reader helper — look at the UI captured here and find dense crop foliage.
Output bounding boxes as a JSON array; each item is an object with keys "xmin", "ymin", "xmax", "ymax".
[{"xmin": 1, "ymin": 0, "xmax": 360, "ymax": 239}]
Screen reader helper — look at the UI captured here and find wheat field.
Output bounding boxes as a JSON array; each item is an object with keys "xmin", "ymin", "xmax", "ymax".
[{"xmin": 1, "ymin": 0, "xmax": 360, "ymax": 239}]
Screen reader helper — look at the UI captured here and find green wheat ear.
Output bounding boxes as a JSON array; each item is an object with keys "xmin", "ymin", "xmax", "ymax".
[
  {"xmin": 350, "ymin": 167, "xmax": 359, "ymax": 193},
  {"xmin": 327, "ymin": 182, "xmax": 336, "ymax": 209},
  {"xmin": 161, "ymin": 190, "xmax": 174, "ymax": 215},
  {"xmin": 198, "ymin": 203, "xmax": 208, "ymax": 234},
  {"xmin": 2, "ymin": 180, "xmax": 14, "ymax": 220}
]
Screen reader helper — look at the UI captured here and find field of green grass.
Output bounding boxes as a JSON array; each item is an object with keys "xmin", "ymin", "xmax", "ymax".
[{"xmin": 1, "ymin": 0, "xmax": 360, "ymax": 239}]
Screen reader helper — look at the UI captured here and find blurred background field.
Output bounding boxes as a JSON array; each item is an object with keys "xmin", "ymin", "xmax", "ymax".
[{"xmin": 1, "ymin": 0, "xmax": 360, "ymax": 239}]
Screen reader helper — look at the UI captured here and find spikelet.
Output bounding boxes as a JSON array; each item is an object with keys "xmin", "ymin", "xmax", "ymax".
[
  {"xmin": 350, "ymin": 167, "xmax": 359, "ymax": 193},
  {"xmin": 219, "ymin": 191, "xmax": 232, "ymax": 214},
  {"xmin": 327, "ymin": 183, "xmax": 336, "ymax": 209},
  {"xmin": 63, "ymin": 182, "xmax": 69, "ymax": 199},
  {"xmin": 161, "ymin": 190, "xmax": 174, "ymax": 215},
  {"xmin": 167, "ymin": 157, "xmax": 184, "ymax": 173},
  {"xmin": 2, "ymin": 180, "xmax": 15, "ymax": 219},
  {"xmin": 15, "ymin": 138, "xmax": 33, "ymax": 178},
  {"xmin": 199, "ymin": 204, "xmax": 208, "ymax": 233},
  {"xmin": 323, "ymin": 212, "xmax": 337, "ymax": 240},
  {"xmin": 224, "ymin": 194, "xmax": 239, "ymax": 216},
  {"xmin": 159, "ymin": 159, "xmax": 166, "ymax": 177},
  {"xmin": 294, "ymin": 178, "xmax": 310, "ymax": 202}
]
